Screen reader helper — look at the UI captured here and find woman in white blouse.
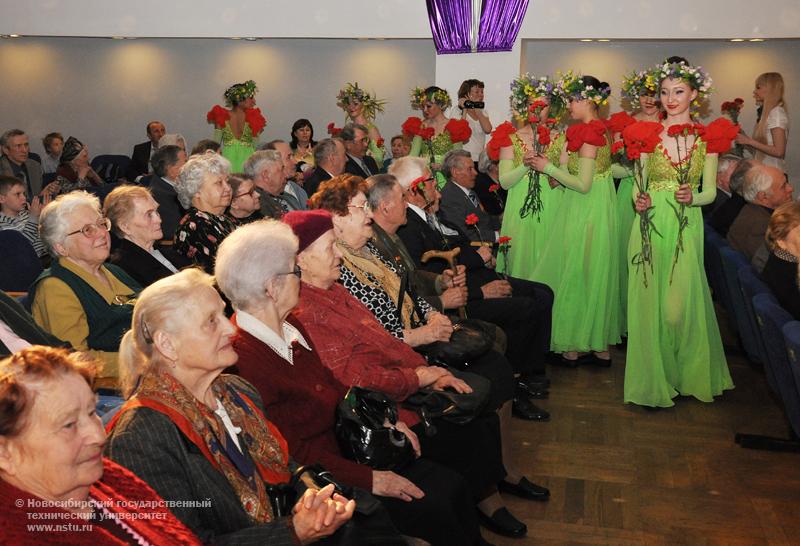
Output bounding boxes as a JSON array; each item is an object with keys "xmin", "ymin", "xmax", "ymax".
[
  {"xmin": 736, "ymin": 72, "xmax": 789, "ymax": 170},
  {"xmin": 456, "ymin": 79, "xmax": 493, "ymax": 166}
]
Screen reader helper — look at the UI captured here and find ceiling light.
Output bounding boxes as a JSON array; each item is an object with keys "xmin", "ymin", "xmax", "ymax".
[
  {"xmin": 230, "ymin": 37, "xmax": 242, "ymax": 40},
  {"xmin": 597, "ymin": 39, "xmax": 611, "ymax": 42},
  {"xmin": 112, "ymin": 36, "xmax": 125, "ymax": 40},
  {"xmin": 8, "ymin": 34, "xmax": 20, "ymax": 38},
  {"xmin": 579, "ymin": 39, "xmax": 593, "ymax": 42},
  {"xmin": 749, "ymin": 38, "xmax": 765, "ymax": 42},
  {"xmin": 730, "ymin": 38, "xmax": 745, "ymax": 42},
  {"xmin": 245, "ymin": 37, "xmax": 257, "ymax": 41}
]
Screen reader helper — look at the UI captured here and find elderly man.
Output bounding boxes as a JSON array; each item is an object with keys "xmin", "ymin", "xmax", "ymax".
[
  {"xmin": 438, "ymin": 150, "xmax": 501, "ymax": 243},
  {"xmin": 386, "ymin": 158, "xmax": 557, "ymax": 420},
  {"xmin": 703, "ymin": 154, "xmax": 741, "ymax": 217},
  {"xmin": 342, "ymin": 123, "xmax": 379, "ymax": 178},
  {"xmin": 260, "ymin": 139, "xmax": 308, "ymax": 210},
  {"xmin": 128, "ymin": 120, "xmax": 166, "ymax": 180},
  {"xmin": 148, "ymin": 144, "xmax": 187, "ymax": 240},
  {"xmin": 305, "ymin": 138, "xmax": 347, "ymax": 197},
  {"xmin": 728, "ymin": 163, "xmax": 793, "ymax": 271},
  {"xmin": 0, "ymin": 129, "xmax": 44, "ymax": 200},
  {"xmin": 243, "ymin": 150, "xmax": 300, "ymax": 219},
  {"xmin": 709, "ymin": 159, "xmax": 757, "ymax": 237}
]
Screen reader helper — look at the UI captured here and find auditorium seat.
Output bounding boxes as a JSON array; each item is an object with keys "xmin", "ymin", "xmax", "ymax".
[
  {"xmin": 720, "ymin": 246, "xmax": 759, "ymax": 359},
  {"xmin": 91, "ymin": 154, "xmax": 132, "ymax": 184},
  {"xmin": 0, "ymin": 230, "xmax": 42, "ymax": 295}
]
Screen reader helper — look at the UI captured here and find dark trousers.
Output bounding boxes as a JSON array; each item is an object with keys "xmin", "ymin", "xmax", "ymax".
[
  {"xmin": 466, "ymin": 277, "xmax": 554, "ymax": 376},
  {"xmin": 461, "ymin": 349, "xmax": 515, "ymax": 409},
  {"xmin": 412, "ymin": 412, "xmax": 505, "ymax": 500},
  {"xmin": 378, "ymin": 458, "xmax": 481, "ymax": 546}
]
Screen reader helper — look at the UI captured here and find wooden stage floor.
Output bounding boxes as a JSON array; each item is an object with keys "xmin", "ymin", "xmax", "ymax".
[{"xmin": 490, "ymin": 320, "xmax": 800, "ymax": 545}]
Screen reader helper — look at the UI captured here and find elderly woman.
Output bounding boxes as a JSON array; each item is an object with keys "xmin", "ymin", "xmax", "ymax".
[
  {"xmin": 763, "ymin": 201, "xmax": 800, "ymax": 319},
  {"xmin": 0, "ymin": 346, "xmax": 204, "ymax": 545},
  {"xmin": 226, "ymin": 174, "xmax": 263, "ymax": 224},
  {"xmin": 158, "ymin": 133, "xmax": 187, "ymax": 152},
  {"xmin": 56, "ymin": 137, "xmax": 103, "ymax": 194},
  {"xmin": 215, "ymin": 220, "xmax": 488, "ymax": 545},
  {"xmin": 104, "ymin": 185, "xmax": 190, "ymax": 286},
  {"xmin": 173, "ymin": 153, "xmax": 236, "ymax": 272},
  {"xmin": 105, "ymin": 269, "xmax": 356, "ymax": 544},
  {"xmin": 31, "ymin": 191, "xmax": 141, "ymax": 383}
]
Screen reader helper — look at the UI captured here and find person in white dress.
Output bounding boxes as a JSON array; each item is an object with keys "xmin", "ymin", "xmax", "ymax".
[
  {"xmin": 455, "ymin": 79, "xmax": 493, "ymax": 166},
  {"xmin": 736, "ymin": 72, "xmax": 789, "ymax": 171}
]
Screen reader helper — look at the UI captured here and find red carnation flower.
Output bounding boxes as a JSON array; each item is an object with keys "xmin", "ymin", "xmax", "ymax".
[
  {"xmin": 528, "ymin": 115, "xmax": 539, "ymax": 124},
  {"xmin": 445, "ymin": 118, "xmax": 472, "ymax": 144},
  {"xmin": 700, "ymin": 118, "xmax": 739, "ymax": 154},
  {"xmin": 489, "ymin": 183, "xmax": 500, "ymax": 193},
  {"xmin": 498, "ymin": 236, "xmax": 512, "ymax": 244},
  {"xmin": 734, "ymin": 98, "xmax": 744, "ymax": 105},
  {"xmin": 604, "ymin": 111, "xmax": 636, "ymax": 135},
  {"xmin": 529, "ymin": 99, "xmax": 548, "ymax": 112},
  {"xmin": 465, "ymin": 213, "xmax": 479, "ymax": 226},
  {"xmin": 546, "ymin": 117, "xmax": 558, "ymax": 126},
  {"xmin": 621, "ymin": 121, "xmax": 663, "ymax": 160},
  {"xmin": 537, "ymin": 124, "xmax": 551, "ymax": 146},
  {"xmin": 611, "ymin": 141, "xmax": 624, "ymax": 155},
  {"xmin": 376, "ymin": 137, "xmax": 384, "ymax": 148},
  {"xmin": 419, "ymin": 127, "xmax": 435, "ymax": 140}
]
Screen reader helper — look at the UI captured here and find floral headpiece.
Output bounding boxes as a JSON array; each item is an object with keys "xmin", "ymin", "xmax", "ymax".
[
  {"xmin": 509, "ymin": 74, "xmax": 565, "ymax": 121},
  {"xmin": 620, "ymin": 69, "xmax": 658, "ymax": 106},
  {"xmin": 557, "ymin": 71, "xmax": 611, "ymax": 107},
  {"xmin": 410, "ymin": 87, "xmax": 452, "ymax": 110},
  {"xmin": 336, "ymin": 82, "xmax": 386, "ymax": 121},
  {"xmin": 224, "ymin": 80, "xmax": 258, "ymax": 107},
  {"xmin": 653, "ymin": 59, "xmax": 713, "ymax": 107}
]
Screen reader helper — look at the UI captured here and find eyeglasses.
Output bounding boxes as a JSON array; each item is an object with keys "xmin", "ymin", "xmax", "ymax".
[
  {"xmin": 234, "ymin": 188, "xmax": 258, "ymax": 199},
  {"xmin": 279, "ymin": 264, "xmax": 302, "ymax": 278},
  {"xmin": 347, "ymin": 201, "xmax": 371, "ymax": 214},
  {"xmin": 65, "ymin": 217, "xmax": 111, "ymax": 239}
]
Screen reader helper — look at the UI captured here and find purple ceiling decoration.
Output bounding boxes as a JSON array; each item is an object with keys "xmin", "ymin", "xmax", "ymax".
[
  {"xmin": 477, "ymin": 0, "xmax": 530, "ymax": 52},
  {"xmin": 426, "ymin": 0, "xmax": 473, "ymax": 54}
]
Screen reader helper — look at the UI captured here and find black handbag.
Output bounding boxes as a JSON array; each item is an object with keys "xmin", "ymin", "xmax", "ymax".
[
  {"xmin": 335, "ymin": 387, "xmax": 415, "ymax": 470},
  {"xmin": 403, "ymin": 367, "xmax": 491, "ymax": 436}
]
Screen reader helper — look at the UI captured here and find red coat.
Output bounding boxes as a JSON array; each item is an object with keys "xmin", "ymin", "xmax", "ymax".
[{"xmin": 230, "ymin": 315, "xmax": 374, "ymax": 490}]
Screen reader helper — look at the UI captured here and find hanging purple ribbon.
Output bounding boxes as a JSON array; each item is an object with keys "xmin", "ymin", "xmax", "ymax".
[
  {"xmin": 478, "ymin": 0, "xmax": 530, "ymax": 52},
  {"xmin": 426, "ymin": 0, "xmax": 473, "ymax": 54}
]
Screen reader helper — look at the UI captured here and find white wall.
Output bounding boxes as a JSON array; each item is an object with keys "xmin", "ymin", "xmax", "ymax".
[
  {"xmin": 3, "ymin": 0, "xmax": 799, "ymax": 39},
  {"xmin": 0, "ymin": 37, "xmax": 435, "ymax": 159},
  {"xmin": 523, "ymin": 39, "xmax": 800, "ymax": 177}
]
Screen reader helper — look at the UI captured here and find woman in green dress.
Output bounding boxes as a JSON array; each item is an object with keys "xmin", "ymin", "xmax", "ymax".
[
  {"xmin": 491, "ymin": 74, "xmax": 567, "ymax": 280},
  {"xmin": 625, "ymin": 57, "xmax": 734, "ymax": 407},
  {"xmin": 206, "ymin": 80, "xmax": 266, "ymax": 173},
  {"xmin": 616, "ymin": 70, "xmax": 663, "ymax": 333},
  {"xmin": 405, "ymin": 86, "xmax": 471, "ymax": 189},
  {"xmin": 528, "ymin": 73, "xmax": 622, "ymax": 366},
  {"xmin": 337, "ymin": 82, "xmax": 387, "ymax": 169}
]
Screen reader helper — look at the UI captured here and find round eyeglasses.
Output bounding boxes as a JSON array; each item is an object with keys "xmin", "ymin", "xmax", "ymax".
[{"xmin": 65, "ymin": 217, "xmax": 112, "ymax": 239}]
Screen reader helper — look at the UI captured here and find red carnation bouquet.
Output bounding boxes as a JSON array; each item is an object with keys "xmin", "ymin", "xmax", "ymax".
[
  {"xmin": 519, "ymin": 100, "xmax": 558, "ymax": 221},
  {"xmin": 327, "ymin": 122, "xmax": 342, "ymax": 137},
  {"xmin": 622, "ymin": 121, "xmax": 663, "ymax": 286},
  {"xmin": 720, "ymin": 98, "xmax": 744, "ymax": 124}
]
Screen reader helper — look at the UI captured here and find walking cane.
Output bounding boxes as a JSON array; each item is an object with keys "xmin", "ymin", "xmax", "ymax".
[{"xmin": 420, "ymin": 248, "xmax": 466, "ymax": 319}]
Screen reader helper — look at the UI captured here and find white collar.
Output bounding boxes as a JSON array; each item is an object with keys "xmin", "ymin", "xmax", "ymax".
[
  {"xmin": 407, "ymin": 203, "xmax": 427, "ymax": 220},
  {"xmin": 453, "ymin": 182, "xmax": 472, "ymax": 197},
  {"xmin": 236, "ymin": 310, "xmax": 311, "ymax": 364}
]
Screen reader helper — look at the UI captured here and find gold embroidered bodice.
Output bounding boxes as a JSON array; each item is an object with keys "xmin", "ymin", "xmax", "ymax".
[{"xmin": 647, "ymin": 140, "xmax": 707, "ymax": 192}]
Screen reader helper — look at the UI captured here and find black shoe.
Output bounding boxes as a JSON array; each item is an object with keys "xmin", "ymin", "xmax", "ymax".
[
  {"xmin": 553, "ymin": 355, "xmax": 580, "ymax": 368},
  {"xmin": 498, "ymin": 477, "xmax": 550, "ymax": 501},
  {"xmin": 585, "ymin": 353, "xmax": 612, "ymax": 367},
  {"xmin": 512, "ymin": 397, "xmax": 550, "ymax": 421},
  {"xmin": 478, "ymin": 507, "xmax": 527, "ymax": 538},
  {"xmin": 516, "ymin": 383, "xmax": 548, "ymax": 399},
  {"xmin": 517, "ymin": 374, "xmax": 550, "ymax": 394}
]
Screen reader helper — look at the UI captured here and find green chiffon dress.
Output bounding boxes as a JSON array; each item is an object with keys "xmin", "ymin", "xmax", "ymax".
[
  {"xmin": 215, "ymin": 122, "xmax": 258, "ymax": 174},
  {"xmin": 496, "ymin": 133, "xmax": 565, "ymax": 280},
  {"xmin": 531, "ymin": 140, "xmax": 622, "ymax": 353},
  {"xmin": 624, "ymin": 141, "xmax": 733, "ymax": 407},
  {"xmin": 616, "ymin": 174, "xmax": 637, "ymax": 333}
]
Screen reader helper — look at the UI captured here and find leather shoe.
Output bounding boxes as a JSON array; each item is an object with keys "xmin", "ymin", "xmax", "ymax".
[
  {"xmin": 584, "ymin": 353, "xmax": 612, "ymax": 367},
  {"xmin": 478, "ymin": 507, "xmax": 527, "ymax": 538},
  {"xmin": 498, "ymin": 477, "xmax": 550, "ymax": 501},
  {"xmin": 516, "ymin": 384, "xmax": 548, "ymax": 399},
  {"xmin": 512, "ymin": 397, "xmax": 550, "ymax": 421},
  {"xmin": 517, "ymin": 375, "xmax": 550, "ymax": 394}
]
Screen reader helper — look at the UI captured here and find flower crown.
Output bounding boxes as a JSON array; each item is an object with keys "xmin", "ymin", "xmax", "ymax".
[
  {"xmin": 336, "ymin": 82, "xmax": 386, "ymax": 121},
  {"xmin": 557, "ymin": 71, "xmax": 610, "ymax": 107},
  {"xmin": 410, "ymin": 87, "xmax": 452, "ymax": 110},
  {"xmin": 653, "ymin": 60, "xmax": 713, "ymax": 106},
  {"xmin": 509, "ymin": 74, "xmax": 565, "ymax": 121},
  {"xmin": 224, "ymin": 80, "xmax": 258, "ymax": 107},
  {"xmin": 620, "ymin": 69, "xmax": 658, "ymax": 106}
]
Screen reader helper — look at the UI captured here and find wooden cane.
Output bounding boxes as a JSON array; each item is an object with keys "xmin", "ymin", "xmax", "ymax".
[{"xmin": 420, "ymin": 248, "xmax": 466, "ymax": 319}]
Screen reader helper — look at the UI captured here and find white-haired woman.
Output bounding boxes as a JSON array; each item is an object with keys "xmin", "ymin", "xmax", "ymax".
[
  {"xmin": 215, "ymin": 219, "xmax": 490, "ymax": 545},
  {"xmin": 105, "ymin": 269, "xmax": 356, "ymax": 545},
  {"xmin": 173, "ymin": 154, "xmax": 235, "ymax": 272},
  {"xmin": 158, "ymin": 133, "xmax": 187, "ymax": 152},
  {"xmin": 31, "ymin": 191, "xmax": 141, "ymax": 383}
]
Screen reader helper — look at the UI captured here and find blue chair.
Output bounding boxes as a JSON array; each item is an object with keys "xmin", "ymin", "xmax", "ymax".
[
  {"xmin": 703, "ymin": 224, "xmax": 728, "ymax": 306},
  {"xmin": 737, "ymin": 294, "xmax": 800, "ymax": 451},
  {"xmin": 0, "ymin": 230, "xmax": 43, "ymax": 293},
  {"xmin": 738, "ymin": 266, "xmax": 772, "ymax": 366},
  {"xmin": 91, "ymin": 154, "xmax": 131, "ymax": 184},
  {"xmin": 783, "ymin": 321, "xmax": 800, "ymax": 409},
  {"xmin": 720, "ymin": 246, "xmax": 759, "ymax": 359}
]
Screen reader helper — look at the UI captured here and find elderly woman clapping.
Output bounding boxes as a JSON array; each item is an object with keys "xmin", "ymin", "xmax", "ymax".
[
  {"xmin": 216, "ymin": 219, "xmax": 484, "ymax": 545},
  {"xmin": 104, "ymin": 269, "xmax": 355, "ymax": 544},
  {"xmin": 173, "ymin": 154, "xmax": 236, "ymax": 272},
  {"xmin": 104, "ymin": 185, "xmax": 190, "ymax": 287},
  {"xmin": 31, "ymin": 191, "xmax": 141, "ymax": 384},
  {"xmin": 0, "ymin": 346, "xmax": 204, "ymax": 545}
]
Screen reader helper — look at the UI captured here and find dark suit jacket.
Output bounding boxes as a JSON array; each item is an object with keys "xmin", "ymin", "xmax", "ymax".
[
  {"xmin": 702, "ymin": 189, "xmax": 731, "ymax": 218},
  {"xmin": 128, "ymin": 140, "xmax": 152, "ymax": 180},
  {"xmin": 0, "ymin": 155, "xmax": 44, "ymax": 198},
  {"xmin": 709, "ymin": 192, "xmax": 746, "ymax": 237},
  {"xmin": 762, "ymin": 251, "xmax": 800, "ymax": 320},
  {"xmin": 474, "ymin": 172, "xmax": 506, "ymax": 216},
  {"xmin": 105, "ymin": 375, "xmax": 299, "ymax": 546},
  {"xmin": 0, "ymin": 291, "xmax": 66, "ymax": 356},
  {"xmin": 344, "ymin": 154, "xmax": 379, "ymax": 179},
  {"xmin": 150, "ymin": 177, "xmax": 185, "ymax": 240},
  {"xmin": 438, "ymin": 180, "xmax": 500, "ymax": 243},
  {"xmin": 109, "ymin": 238, "xmax": 191, "ymax": 287},
  {"xmin": 727, "ymin": 203, "xmax": 772, "ymax": 265},
  {"xmin": 304, "ymin": 167, "xmax": 332, "ymax": 198}
]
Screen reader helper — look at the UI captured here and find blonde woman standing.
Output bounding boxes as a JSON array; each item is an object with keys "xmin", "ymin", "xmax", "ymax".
[{"xmin": 736, "ymin": 72, "xmax": 789, "ymax": 171}]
